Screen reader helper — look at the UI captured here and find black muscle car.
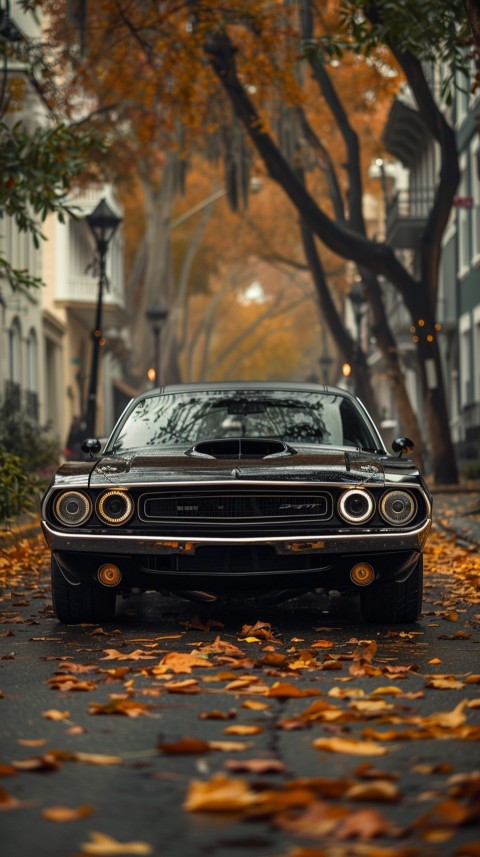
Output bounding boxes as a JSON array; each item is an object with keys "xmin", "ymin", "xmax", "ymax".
[{"xmin": 42, "ymin": 382, "xmax": 432, "ymax": 624}]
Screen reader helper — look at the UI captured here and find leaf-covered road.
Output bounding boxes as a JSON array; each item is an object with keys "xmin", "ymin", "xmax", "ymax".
[{"xmin": 1, "ymin": 530, "xmax": 479, "ymax": 857}]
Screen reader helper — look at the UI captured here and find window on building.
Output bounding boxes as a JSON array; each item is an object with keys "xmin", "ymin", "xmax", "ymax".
[
  {"xmin": 458, "ymin": 155, "xmax": 470, "ymax": 274},
  {"xmin": 7, "ymin": 317, "xmax": 22, "ymax": 410},
  {"xmin": 471, "ymin": 137, "xmax": 480, "ymax": 263},
  {"xmin": 474, "ymin": 310, "xmax": 480, "ymax": 403},
  {"xmin": 460, "ymin": 316, "xmax": 472, "ymax": 408}
]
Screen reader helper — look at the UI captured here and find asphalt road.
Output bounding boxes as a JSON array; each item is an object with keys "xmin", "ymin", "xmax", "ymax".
[{"xmin": 1, "ymin": 530, "xmax": 480, "ymax": 857}]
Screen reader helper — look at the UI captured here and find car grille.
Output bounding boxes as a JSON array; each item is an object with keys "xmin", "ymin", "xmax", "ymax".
[{"xmin": 140, "ymin": 491, "xmax": 332, "ymax": 524}]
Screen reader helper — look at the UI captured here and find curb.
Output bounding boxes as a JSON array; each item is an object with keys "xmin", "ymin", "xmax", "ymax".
[{"xmin": 0, "ymin": 514, "xmax": 42, "ymax": 548}]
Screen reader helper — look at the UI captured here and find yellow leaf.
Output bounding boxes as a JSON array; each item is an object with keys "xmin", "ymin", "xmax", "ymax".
[
  {"xmin": 345, "ymin": 780, "xmax": 401, "ymax": 802},
  {"xmin": 313, "ymin": 737, "xmax": 388, "ymax": 755},
  {"xmin": 42, "ymin": 709, "xmax": 70, "ymax": 721},
  {"xmin": 42, "ymin": 804, "xmax": 93, "ymax": 822},
  {"xmin": 17, "ymin": 738, "xmax": 47, "ymax": 747},
  {"xmin": 80, "ymin": 831, "xmax": 152, "ymax": 855},
  {"xmin": 224, "ymin": 724, "xmax": 263, "ymax": 736},
  {"xmin": 183, "ymin": 773, "xmax": 262, "ymax": 812},
  {"xmin": 241, "ymin": 700, "xmax": 270, "ymax": 711}
]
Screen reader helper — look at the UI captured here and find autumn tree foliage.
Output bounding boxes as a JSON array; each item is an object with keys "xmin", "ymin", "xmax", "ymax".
[{"xmin": 37, "ymin": 0, "xmax": 476, "ymax": 481}]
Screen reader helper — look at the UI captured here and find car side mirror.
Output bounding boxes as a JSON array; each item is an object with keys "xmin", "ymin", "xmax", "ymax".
[
  {"xmin": 392, "ymin": 437, "xmax": 415, "ymax": 458},
  {"xmin": 81, "ymin": 438, "xmax": 102, "ymax": 456}
]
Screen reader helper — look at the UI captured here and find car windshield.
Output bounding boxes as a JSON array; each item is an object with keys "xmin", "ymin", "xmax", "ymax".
[{"xmin": 109, "ymin": 390, "xmax": 380, "ymax": 453}]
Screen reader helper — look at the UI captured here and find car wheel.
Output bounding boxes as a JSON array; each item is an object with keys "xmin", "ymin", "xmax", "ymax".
[
  {"xmin": 51, "ymin": 556, "xmax": 116, "ymax": 624},
  {"xmin": 359, "ymin": 555, "xmax": 423, "ymax": 624}
]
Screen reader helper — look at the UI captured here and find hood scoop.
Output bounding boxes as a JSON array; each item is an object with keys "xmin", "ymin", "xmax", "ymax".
[{"xmin": 186, "ymin": 437, "xmax": 295, "ymax": 460}]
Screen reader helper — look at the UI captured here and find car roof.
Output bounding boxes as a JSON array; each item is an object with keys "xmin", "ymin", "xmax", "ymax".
[{"xmin": 146, "ymin": 381, "xmax": 354, "ymax": 399}]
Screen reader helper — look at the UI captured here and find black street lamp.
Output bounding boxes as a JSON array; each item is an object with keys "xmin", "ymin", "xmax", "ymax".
[
  {"xmin": 84, "ymin": 198, "xmax": 122, "ymax": 437},
  {"xmin": 145, "ymin": 301, "xmax": 168, "ymax": 386}
]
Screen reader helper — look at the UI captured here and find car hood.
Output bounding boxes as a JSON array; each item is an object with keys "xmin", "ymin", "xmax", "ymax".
[{"xmin": 81, "ymin": 446, "xmax": 399, "ymax": 487}]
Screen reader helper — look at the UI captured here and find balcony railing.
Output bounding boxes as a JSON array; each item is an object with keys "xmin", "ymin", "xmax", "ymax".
[
  {"xmin": 385, "ymin": 189, "xmax": 435, "ymax": 249},
  {"xmin": 56, "ymin": 275, "xmax": 125, "ymax": 309}
]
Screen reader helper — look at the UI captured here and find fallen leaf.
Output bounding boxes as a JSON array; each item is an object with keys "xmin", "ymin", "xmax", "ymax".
[
  {"xmin": 241, "ymin": 700, "xmax": 270, "ymax": 711},
  {"xmin": 17, "ymin": 739, "xmax": 47, "ymax": 748},
  {"xmin": 183, "ymin": 773, "xmax": 262, "ymax": 812},
  {"xmin": 313, "ymin": 737, "xmax": 388, "ymax": 756},
  {"xmin": 225, "ymin": 758, "xmax": 286, "ymax": 774},
  {"xmin": 224, "ymin": 724, "xmax": 263, "ymax": 736},
  {"xmin": 198, "ymin": 709, "xmax": 236, "ymax": 720},
  {"xmin": 153, "ymin": 652, "xmax": 211, "ymax": 675},
  {"xmin": 158, "ymin": 737, "xmax": 211, "ymax": 755},
  {"xmin": 42, "ymin": 804, "xmax": 93, "ymax": 822},
  {"xmin": 88, "ymin": 699, "xmax": 155, "ymax": 717},
  {"xmin": 268, "ymin": 682, "xmax": 321, "ymax": 699},
  {"xmin": 79, "ymin": 831, "xmax": 153, "ymax": 855},
  {"xmin": 0, "ymin": 786, "xmax": 36, "ymax": 811},
  {"xmin": 101, "ymin": 649, "xmax": 156, "ymax": 661},
  {"xmin": 345, "ymin": 780, "xmax": 401, "ymax": 802},
  {"xmin": 42, "ymin": 710, "xmax": 70, "ymax": 721}
]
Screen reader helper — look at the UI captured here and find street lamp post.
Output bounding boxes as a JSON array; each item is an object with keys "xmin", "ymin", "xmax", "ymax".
[
  {"xmin": 145, "ymin": 301, "xmax": 169, "ymax": 386},
  {"xmin": 348, "ymin": 279, "xmax": 367, "ymax": 348},
  {"xmin": 348, "ymin": 279, "xmax": 367, "ymax": 395},
  {"xmin": 85, "ymin": 198, "xmax": 122, "ymax": 437}
]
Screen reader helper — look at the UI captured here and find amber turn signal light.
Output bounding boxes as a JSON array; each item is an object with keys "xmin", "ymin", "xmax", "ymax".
[
  {"xmin": 97, "ymin": 564, "xmax": 122, "ymax": 587},
  {"xmin": 350, "ymin": 562, "xmax": 375, "ymax": 586}
]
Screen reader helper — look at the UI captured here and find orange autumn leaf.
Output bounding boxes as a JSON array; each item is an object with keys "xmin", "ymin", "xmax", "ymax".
[
  {"xmin": 224, "ymin": 724, "xmax": 263, "ymax": 736},
  {"xmin": 88, "ymin": 699, "xmax": 155, "ymax": 717},
  {"xmin": 313, "ymin": 737, "xmax": 388, "ymax": 756},
  {"xmin": 345, "ymin": 780, "xmax": 401, "ymax": 803},
  {"xmin": 42, "ymin": 710, "xmax": 70, "ymax": 721},
  {"xmin": 275, "ymin": 801, "xmax": 350, "ymax": 837},
  {"xmin": 198, "ymin": 709, "xmax": 236, "ymax": 720},
  {"xmin": 158, "ymin": 737, "xmax": 211, "ymax": 754},
  {"xmin": 153, "ymin": 652, "xmax": 210, "ymax": 674},
  {"xmin": 425, "ymin": 676, "xmax": 464, "ymax": 690},
  {"xmin": 79, "ymin": 831, "xmax": 153, "ymax": 855},
  {"xmin": 241, "ymin": 700, "xmax": 270, "ymax": 711},
  {"xmin": 42, "ymin": 804, "xmax": 93, "ymax": 822},
  {"xmin": 225, "ymin": 758, "xmax": 286, "ymax": 774},
  {"xmin": 12, "ymin": 753, "xmax": 61, "ymax": 772},
  {"xmin": 184, "ymin": 773, "xmax": 265, "ymax": 812},
  {"xmin": 101, "ymin": 649, "xmax": 156, "ymax": 661},
  {"xmin": 0, "ymin": 786, "xmax": 35, "ymax": 811},
  {"xmin": 238, "ymin": 621, "xmax": 276, "ymax": 641},
  {"xmin": 335, "ymin": 806, "xmax": 401, "ymax": 840},
  {"xmin": 268, "ymin": 682, "xmax": 322, "ymax": 699},
  {"xmin": 196, "ymin": 636, "xmax": 245, "ymax": 657},
  {"xmin": 17, "ymin": 738, "xmax": 47, "ymax": 748},
  {"xmin": 208, "ymin": 740, "xmax": 250, "ymax": 752},
  {"xmin": 165, "ymin": 679, "xmax": 200, "ymax": 693}
]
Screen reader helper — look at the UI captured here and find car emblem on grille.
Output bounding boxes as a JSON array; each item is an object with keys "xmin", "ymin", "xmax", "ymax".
[
  {"xmin": 279, "ymin": 503, "xmax": 323, "ymax": 510},
  {"xmin": 232, "ymin": 468, "xmax": 241, "ymax": 478}
]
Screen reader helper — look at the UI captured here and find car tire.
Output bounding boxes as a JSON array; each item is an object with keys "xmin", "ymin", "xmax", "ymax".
[
  {"xmin": 51, "ymin": 556, "xmax": 116, "ymax": 624},
  {"xmin": 359, "ymin": 555, "xmax": 423, "ymax": 624}
]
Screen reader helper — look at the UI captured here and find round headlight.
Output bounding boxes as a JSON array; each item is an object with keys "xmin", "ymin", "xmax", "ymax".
[
  {"xmin": 380, "ymin": 490, "xmax": 417, "ymax": 526},
  {"xmin": 338, "ymin": 489, "xmax": 374, "ymax": 524},
  {"xmin": 54, "ymin": 491, "xmax": 92, "ymax": 527},
  {"xmin": 97, "ymin": 490, "xmax": 134, "ymax": 526}
]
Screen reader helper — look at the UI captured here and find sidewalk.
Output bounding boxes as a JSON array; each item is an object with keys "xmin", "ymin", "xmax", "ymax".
[
  {"xmin": 431, "ymin": 481, "xmax": 480, "ymax": 548},
  {"xmin": 0, "ymin": 512, "xmax": 41, "ymax": 548}
]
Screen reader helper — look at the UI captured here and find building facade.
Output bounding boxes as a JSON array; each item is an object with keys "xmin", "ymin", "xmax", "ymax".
[{"xmin": 1, "ymin": 2, "xmax": 127, "ymax": 457}]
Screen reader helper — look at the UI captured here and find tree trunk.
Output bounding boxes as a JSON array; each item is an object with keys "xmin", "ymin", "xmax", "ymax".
[{"xmin": 204, "ymin": 29, "xmax": 458, "ymax": 482}]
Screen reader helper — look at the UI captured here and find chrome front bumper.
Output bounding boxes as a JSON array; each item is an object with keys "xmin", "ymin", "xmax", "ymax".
[{"xmin": 42, "ymin": 518, "xmax": 432, "ymax": 557}]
